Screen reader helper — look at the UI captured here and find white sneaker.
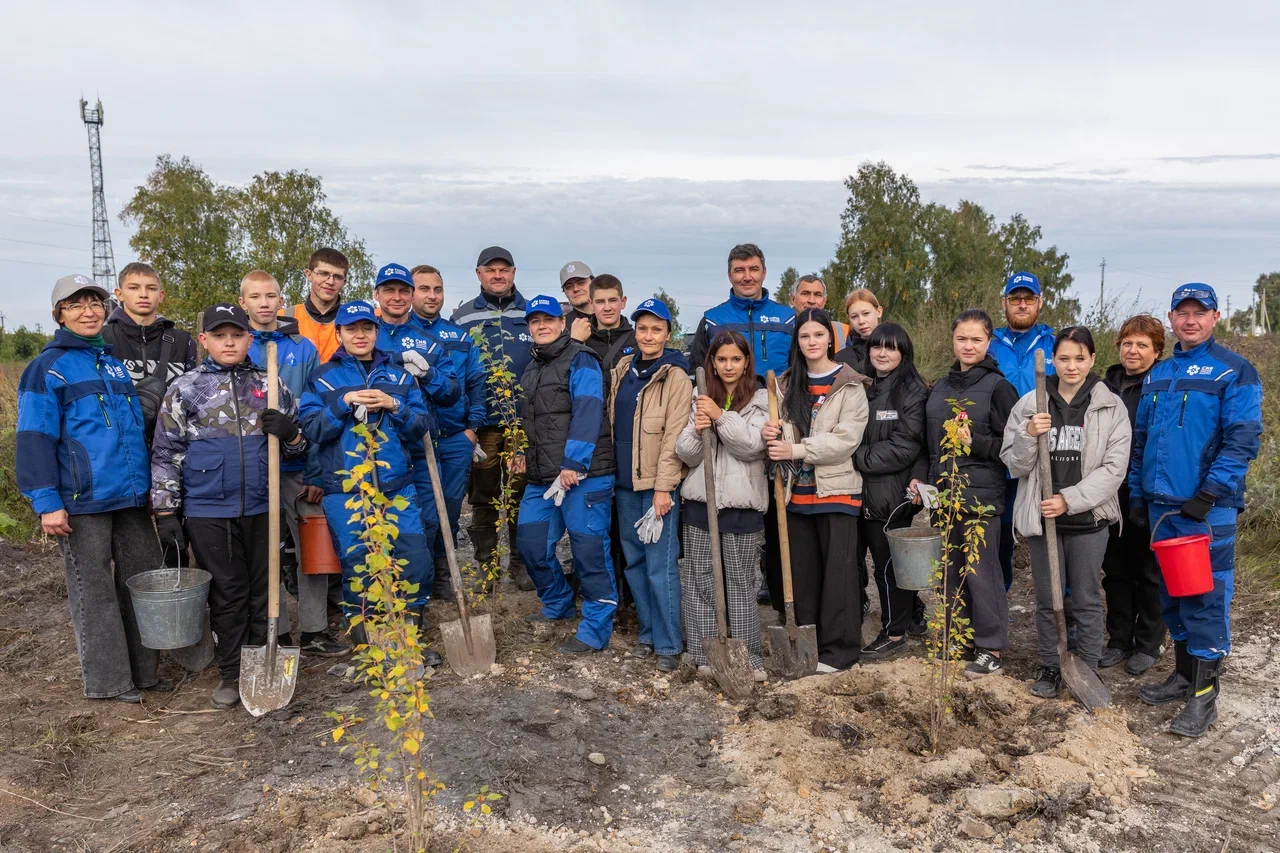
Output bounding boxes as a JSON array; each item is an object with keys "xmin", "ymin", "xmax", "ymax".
[
  {"xmin": 815, "ymin": 663, "xmax": 838, "ymax": 674},
  {"xmin": 752, "ymin": 669, "xmax": 768, "ymax": 682}
]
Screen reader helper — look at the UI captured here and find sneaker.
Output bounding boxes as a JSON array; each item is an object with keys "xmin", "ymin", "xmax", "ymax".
[
  {"xmin": 753, "ymin": 669, "xmax": 768, "ymax": 682},
  {"xmin": 862, "ymin": 598, "xmax": 871, "ymax": 618},
  {"xmin": 142, "ymin": 678, "xmax": 176, "ymax": 693},
  {"xmin": 524, "ymin": 612, "xmax": 573, "ymax": 624},
  {"xmin": 631, "ymin": 643, "xmax": 654, "ymax": 657},
  {"xmin": 696, "ymin": 665, "xmax": 715, "ymax": 682},
  {"xmin": 965, "ymin": 650, "xmax": 1002, "ymax": 678},
  {"xmin": 861, "ymin": 633, "xmax": 907, "ymax": 660},
  {"xmin": 1125, "ymin": 651, "xmax": 1158, "ymax": 676},
  {"xmin": 815, "ymin": 662, "xmax": 839, "ymax": 674},
  {"xmin": 558, "ymin": 637, "xmax": 597, "ymax": 656},
  {"xmin": 110, "ymin": 687, "xmax": 143, "ymax": 704},
  {"xmin": 1030, "ymin": 666, "xmax": 1062, "ymax": 698},
  {"xmin": 211, "ymin": 680, "xmax": 240, "ymax": 710},
  {"xmin": 907, "ymin": 616, "xmax": 927, "ymax": 637},
  {"xmin": 423, "ymin": 648, "xmax": 443, "ymax": 668},
  {"xmin": 1099, "ymin": 646, "xmax": 1131, "ymax": 668},
  {"xmin": 300, "ymin": 633, "xmax": 350, "ymax": 658},
  {"xmin": 656, "ymin": 655, "xmax": 680, "ymax": 673}
]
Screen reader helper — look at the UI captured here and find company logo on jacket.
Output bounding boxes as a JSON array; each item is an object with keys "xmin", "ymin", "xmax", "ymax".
[{"xmin": 104, "ymin": 363, "xmax": 126, "ymax": 380}]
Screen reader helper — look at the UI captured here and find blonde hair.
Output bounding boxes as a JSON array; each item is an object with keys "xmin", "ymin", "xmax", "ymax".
[
  {"xmin": 239, "ymin": 269, "xmax": 279, "ymax": 295},
  {"xmin": 844, "ymin": 288, "xmax": 881, "ymax": 312}
]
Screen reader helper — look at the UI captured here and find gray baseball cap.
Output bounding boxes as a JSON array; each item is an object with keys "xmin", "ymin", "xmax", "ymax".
[
  {"xmin": 558, "ymin": 261, "xmax": 593, "ymax": 287},
  {"xmin": 51, "ymin": 274, "xmax": 108, "ymax": 308}
]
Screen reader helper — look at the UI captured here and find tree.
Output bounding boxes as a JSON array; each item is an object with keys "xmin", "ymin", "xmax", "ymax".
[
  {"xmin": 654, "ymin": 288, "xmax": 683, "ymax": 343},
  {"xmin": 0, "ymin": 325, "xmax": 51, "ymax": 361},
  {"xmin": 1252, "ymin": 272, "xmax": 1280, "ymax": 334},
  {"xmin": 776, "ymin": 266, "xmax": 798, "ymax": 306},
  {"xmin": 997, "ymin": 213, "xmax": 1077, "ymax": 326}
]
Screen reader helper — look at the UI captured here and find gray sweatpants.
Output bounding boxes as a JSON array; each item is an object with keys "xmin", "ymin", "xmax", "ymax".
[
  {"xmin": 59, "ymin": 507, "xmax": 163, "ymax": 698},
  {"xmin": 280, "ymin": 471, "xmax": 330, "ymax": 635},
  {"xmin": 1027, "ymin": 526, "xmax": 1108, "ymax": 668}
]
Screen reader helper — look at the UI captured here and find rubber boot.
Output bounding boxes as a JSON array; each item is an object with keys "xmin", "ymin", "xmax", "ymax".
[
  {"xmin": 1138, "ymin": 640, "xmax": 1191, "ymax": 706},
  {"xmin": 1168, "ymin": 656, "xmax": 1222, "ymax": 738},
  {"xmin": 509, "ymin": 555, "xmax": 535, "ymax": 592},
  {"xmin": 469, "ymin": 524, "xmax": 499, "ymax": 593}
]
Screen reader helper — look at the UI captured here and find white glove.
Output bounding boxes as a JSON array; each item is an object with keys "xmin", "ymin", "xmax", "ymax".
[
  {"xmin": 542, "ymin": 481, "xmax": 567, "ymax": 507},
  {"xmin": 353, "ymin": 404, "xmax": 369, "ymax": 424},
  {"xmin": 401, "ymin": 350, "xmax": 431, "ymax": 377},
  {"xmin": 634, "ymin": 506, "xmax": 663, "ymax": 544},
  {"xmin": 916, "ymin": 483, "xmax": 940, "ymax": 510},
  {"xmin": 472, "ymin": 443, "xmax": 488, "ymax": 463}
]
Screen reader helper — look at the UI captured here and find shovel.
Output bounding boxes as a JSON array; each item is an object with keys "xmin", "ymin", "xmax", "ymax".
[
  {"xmin": 1034, "ymin": 350, "xmax": 1110, "ymax": 712},
  {"xmin": 695, "ymin": 367, "xmax": 755, "ymax": 701},
  {"xmin": 763, "ymin": 371, "xmax": 819, "ymax": 678},
  {"xmin": 424, "ymin": 437, "xmax": 496, "ymax": 676},
  {"xmin": 240, "ymin": 341, "xmax": 300, "ymax": 716}
]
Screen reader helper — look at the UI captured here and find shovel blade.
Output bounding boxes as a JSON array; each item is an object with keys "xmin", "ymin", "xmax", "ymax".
[
  {"xmin": 239, "ymin": 642, "xmax": 300, "ymax": 716},
  {"xmin": 703, "ymin": 635, "xmax": 755, "ymax": 701},
  {"xmin": 765, "ymin": 624, "xmax": 820, "ymax": 680},
  {"xmin": 440, "ymin": 613, "xmax": 497, "ymax": 678},
  {"xmin": 1061, "ymin": 653, "xmax": 1111, "ymax": 712}
]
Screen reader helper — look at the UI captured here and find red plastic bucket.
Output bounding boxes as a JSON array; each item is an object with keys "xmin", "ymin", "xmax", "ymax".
[
  {"xmin": 1150, "ymin": 511, "xmax": 1214, "ymax": 597},
  {"xmin": 299, "ymin": 515, "xmax": 342, "ymax": 575}
]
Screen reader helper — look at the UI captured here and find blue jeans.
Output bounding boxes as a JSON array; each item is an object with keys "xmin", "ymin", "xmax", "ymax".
[
  {"xmin": 1149, "ymin": 504, "xmax": 1236, "ymax": 660},
  {"xmin": 515, "ymin": 475, "xmax": 617, "ymax": 649},
  {"xmin": 615, "ymin": 488, "xmax": 682, "ymax": 656},
  {"xmin": 432, "ymin": 431, "xmax": 474, "ymax": 561}
]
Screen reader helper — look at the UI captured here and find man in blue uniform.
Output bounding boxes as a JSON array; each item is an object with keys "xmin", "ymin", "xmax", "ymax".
[
  {"xmin": 1130, "ymin": 283, "xmax": 1262, "ymax": 738},
  {"xmin": 688, "ymin": 243, "xmax": 795, "ymax": 379}
]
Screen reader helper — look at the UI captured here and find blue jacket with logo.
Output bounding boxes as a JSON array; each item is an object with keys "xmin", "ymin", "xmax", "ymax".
[
  {"xmin": 416, "ymin": 313, "xmax": 487, "ymax": 437},
  {"xmin": 689, "ymin": 289, "xmax": 795, "ymax": 379},
  {"xmin": 989, "ymin": 324, "xmax": 1056, "ymax": 398},
  {"xmin": 376, "ymin": 317, "xmax": 461, "ymax": 433},
  {"xmin": 300, "ymin": 349, "xmax": 431, "ymax": 496},
  {"xmin": 249, "ymin": 319, "xmax": 320, "ymax": 476},
  {"xmin": 17, "ymin": 330, "xmax": 151, "ymax": 516},
  {"xmin": 450, "ymin": 290, "xmax": 532, "ymax": 426},
  {"xmin": 1128, "ymin": 337, "xmax": 1262, "ymax": 509}
]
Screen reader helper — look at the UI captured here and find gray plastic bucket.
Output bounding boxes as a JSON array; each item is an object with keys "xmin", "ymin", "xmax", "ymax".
[
  {"xmin": 126, "ymin": 568, "xmax": 212, "ymax": 650},
  {"xmin": 885, "ymin": 528, "xmax": 941, "ymax": 591}
]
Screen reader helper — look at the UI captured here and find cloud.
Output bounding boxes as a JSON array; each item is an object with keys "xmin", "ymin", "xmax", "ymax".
[{"xmin": 1155, "ymin": 153, "xmax": 1280, "ymax": 165}]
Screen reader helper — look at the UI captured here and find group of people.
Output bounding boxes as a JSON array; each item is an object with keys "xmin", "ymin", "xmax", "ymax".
[{"xmin": 16, "ymin": 243, "xmax": 1260, "ymax": 739}]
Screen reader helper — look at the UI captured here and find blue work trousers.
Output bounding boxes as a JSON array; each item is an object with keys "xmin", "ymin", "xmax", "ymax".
[
  {"xmin": 1149, "ymin": 503, "xmax": 1236, "ymax": 661},
  {"xmin": 516, "ymin": 474, "xmax": 617, "ymax": 649},
  {"xmin": 323, "ymin": 486, "xmax": 432, "ymax": 617},
  {"xmin": 431, "ymin": 431, "xmax": 474, "ymax": 560},
  {"xmin": 409, "ymin": 448, "xmax": 442, "ymax": 590},
  {"xmin": 615, "ymin": 488, "xmax": 683, "ymax": 656}
]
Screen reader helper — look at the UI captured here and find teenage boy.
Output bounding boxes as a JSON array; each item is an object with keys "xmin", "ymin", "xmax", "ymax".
[
  {"xmin": 514, "ymin": 295, "xmax": 618, "ymax": 655},
  {"xmin": 151, "ymin": 303, "xmax": 308, "ymax": 709},
  {"xmin": 300, "ymin": 302, "xmax": 443, "ymax": 668},
  {"xmin": 560, "ymin": 261, "xmax": 595, "ymax": 343},
  {"xmin": 411, "ymin": 264, "xmax": 488, "ymax": 598},
  {"xmin": 239, "ymin": 270, "xmax": 347, "ymax": 657},
  {"xmin": 284, "ymin": 248, "xmax": 351, "ymax": 362},
  {"xmin": 584, "ymin": 274, "xmax": 636, "ymax": 375}
]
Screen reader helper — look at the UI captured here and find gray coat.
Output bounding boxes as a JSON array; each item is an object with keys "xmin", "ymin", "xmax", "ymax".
[{"xmin": 1000, "ymin": 380, "xmax": 1132, "ymax": 538}]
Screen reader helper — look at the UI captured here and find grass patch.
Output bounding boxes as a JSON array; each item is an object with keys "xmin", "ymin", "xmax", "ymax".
[{"xmin": 0, "ymin": 364, "xmax": 39, "ymax": 542}]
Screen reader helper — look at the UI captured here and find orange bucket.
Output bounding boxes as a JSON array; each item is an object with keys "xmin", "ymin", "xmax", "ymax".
[
  {"xmin": 1150, "ymin": 511, "xmax": 1214, "ymax": 597},
  {"xmin": 299, "ymin": 515, "xmax": 342, "ymax": 575}
]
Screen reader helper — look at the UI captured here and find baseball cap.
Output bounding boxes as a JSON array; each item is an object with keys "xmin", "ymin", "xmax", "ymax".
[
  {"xmin": 50, "ymin": 274, "xmax": 108, "ymax": 308},
  {"xmin": 525, "ymin": 294, "xmax": 563, "ymax": 319},
  {"xmin": 559, "ymin": 261, "xmax": 593, "ymax": 287},
  {"xmin": 1171, "ymin": 283, "xmax": 1218, "ymax": 311},
  {"xmin": 631, "ymin": 297, "xmax": 672, "ymax": 325},
  {"xmin": 375, "ymin": 263, "xmax": 413, "ymax": 289},
  {"xmin": 1003, "ymin": 271, "xmax": 1042, "ymax": 297},
  {"xmin": 202, "ymin": 303, "xmax": 251, "ymax": 332},
  {"xmin": 335, "ymin": 301, "xmax": 379, "ymax": 327},
  {"xmin": 476, "ymin": 246, "xmax": 514, "ymax": 267}
]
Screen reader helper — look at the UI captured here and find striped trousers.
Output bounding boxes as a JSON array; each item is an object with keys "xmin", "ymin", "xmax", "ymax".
[{"xmin": 680, "ymin": 524, "xmax": 764, "ymax": 668}]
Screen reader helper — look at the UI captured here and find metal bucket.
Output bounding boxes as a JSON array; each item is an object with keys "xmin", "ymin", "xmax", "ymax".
[
  {"xmin": 885, "ymin": 528, "xmax": 941, "ymax": 591},
  {"xmin": 126, "ymin": 568, "xmax": 213, "ymax": 650}
]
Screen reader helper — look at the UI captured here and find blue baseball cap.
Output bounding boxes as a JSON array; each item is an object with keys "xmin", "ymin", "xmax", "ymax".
[
  {"xmin": 1171, "ymin": 283, "xmax": 1218, "ymax": 311},
  {"xmin": 335, "ymin": 301, "xmax": 378, "ymax": 326},
  {"xmin": 525, "ymin": 294, "xmax": 563, "ymax": 319},
  {"xmin": 1003, "ymin": 271, "xmax": 1041, "ymax": 297},
  {"xmin": 631, "ymin": 297, "xmax": 672, "ymax": 326},
  {"xmin": 374, "ymin": 263, "xmax": 413, "ymax": 289}
]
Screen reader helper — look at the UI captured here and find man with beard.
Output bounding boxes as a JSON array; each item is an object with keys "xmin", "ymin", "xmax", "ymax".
[{"xmin": 989, "ymin": 271, "xmax": 1056, "ymax": 590}]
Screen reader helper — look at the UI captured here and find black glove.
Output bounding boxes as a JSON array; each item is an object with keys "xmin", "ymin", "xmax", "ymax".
[
  {"xmin": 156, "ymin": 513, "xmax": 186, "ymax": 553},
  {"xmin": 1127, "ymin": 500, "xmax": 1149, "ymax": 531},
  {"xmin": 1180, "ymin": 490, "xmax": 1216, "ymax": 522},
  {"xmin": 261, "ymin": 409, "xmax": 300, "ymax": 443}
]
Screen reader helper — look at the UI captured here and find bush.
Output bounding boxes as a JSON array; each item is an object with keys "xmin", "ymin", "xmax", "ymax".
[{"xmin": 0, "ymin": 365, "xmax": 39, "ymax": 541}]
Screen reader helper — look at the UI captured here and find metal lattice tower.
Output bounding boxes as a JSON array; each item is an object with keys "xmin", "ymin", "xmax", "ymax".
[{"xmin": 80, "ymin": 98, "xmax": 117, "ymax": 289}]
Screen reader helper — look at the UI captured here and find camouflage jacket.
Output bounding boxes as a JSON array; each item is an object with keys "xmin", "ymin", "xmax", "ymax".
[{"xmin": 151, "ymin": 357, "xmax": 305, "ymax": 518}]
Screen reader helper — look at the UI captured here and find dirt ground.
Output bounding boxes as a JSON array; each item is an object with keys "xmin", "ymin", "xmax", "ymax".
[{"xmin": 1, "ymin": 515, "xmax": 1278, "ymax": 853}]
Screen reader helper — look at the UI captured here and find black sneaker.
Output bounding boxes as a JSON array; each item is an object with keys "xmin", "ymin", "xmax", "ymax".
[
  {"xmin": 631, "ymin": 643, "xmax": 654, "ymax": 657},
  {"xmin": 558, "ymin": 637, "xmax": 597, "ymax": 656},
  {"xmin": 300, "ymin": 633, "xmax": 350, "ymax": 658},
  {"xmin": 861, "ymin": 598, "xmax": 871, "ymax": 618},
  {"xmin": 211, "ymin": 680, "xmax": 239, "ymax": 710},
  {"xmin": 1099, "ymin": 646, "xmax": 1131, "ymax": 668},
  {"xmin": 656, "ymin": 655, "xmax": 680, "ymax": 673},
  {"xmin": 861, "ymin": 633, "xmax": 907, "ymax": 660},
  {"xmin": 1030, "ymin": 666, "xmax": 1062, "ymax": 698},
  {"xmin": 423, "ymin": 648, "xmax": 443, "ymax": 668},
  {"xmin": 965, "ymin": 649, "xmax": 1002, "ymax": 678}
]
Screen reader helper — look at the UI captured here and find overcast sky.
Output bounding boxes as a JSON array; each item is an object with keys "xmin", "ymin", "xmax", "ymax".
[{"xmin": 3, "ymin": 1, "xmax": 1279, "ymax": 331}]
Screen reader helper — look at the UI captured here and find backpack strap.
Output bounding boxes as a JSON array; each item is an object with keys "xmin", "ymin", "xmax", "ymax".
[
  {"xmin": 603, "ymin": 333, "xmax": 633, "ymax": 370},
  {"xmin": 152, "ymin": 332, "xmax": 175, "ymax": 381}
]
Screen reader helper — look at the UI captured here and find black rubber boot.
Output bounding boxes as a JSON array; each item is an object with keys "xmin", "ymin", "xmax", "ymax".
[
  {"xmin": 1138, "ymin": 640, "xmax": 1191, "ymax": 706},
  {"xmin": 407, "ymin": 606, "xmax": 431, "ymax": 632},
  {"xmin": 509, "ymin": 557, "xmax": 535, "ymax": 592},
  {"xmin": 1168, "ymin": 656, "xmax": 1222, "ymax": 738}
]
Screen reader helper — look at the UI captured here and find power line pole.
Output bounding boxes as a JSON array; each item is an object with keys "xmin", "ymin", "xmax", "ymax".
[
  {"xmin": 1261, "ymin": 281, "xmax": 1271, "ymax": 335},
  {"xmin": 1225, "ymin": 296, "xmax": 1232, "ymax": 333},
  {"xmin": 79, "ymin": 97, "xmax": 116, "ymax": 290}
]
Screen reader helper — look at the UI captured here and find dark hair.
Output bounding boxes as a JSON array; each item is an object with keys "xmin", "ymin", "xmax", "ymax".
[
  {"xmin": 1116, "ymin": 314, "xmax": 1165, "ymax": 353},
  {"xmin": 117, "ymin": 261, "xmax": 159, "ymax": 286},
  {"xmin": 951, "ymin": 308, "xmax": 994, "ymax": 338},
  {"xmin": 409, "ymin": 264, "xmax": 441, "ymax": 280},
  {"xmin": 727, "ymin": 243, "xmax": 765, "ymax": 273},
  {"xmin": 308, "ymin": 247, "xmax": 350, "ymax": 272},
  {"xmin": 704, "ymin": 331, "xmax": 757, "ymax": 413},
  {"xmin": 782, "ymin": 309, "xmax": 837, "ymax": 437},
  {"xmin": 589, "ymin": 274, "xmax": 624, "ymax": 299},
  {"xmin": 867, "ymin": 322, "xmax": 925, "ymax": 388},
  {"xmin": 1053, "ymin": 325, "xmax": 1096, "ymax": 355}
]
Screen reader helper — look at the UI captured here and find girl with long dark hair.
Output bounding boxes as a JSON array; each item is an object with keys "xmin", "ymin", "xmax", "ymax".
[{"xmin": 763, "ymin": 309, "xmax": 869, "ymax": 671}]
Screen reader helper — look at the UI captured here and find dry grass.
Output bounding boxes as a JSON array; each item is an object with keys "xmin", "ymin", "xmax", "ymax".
[{"xmin": 0, "ymin": 364, "xmax": 39, "ymax": 542}]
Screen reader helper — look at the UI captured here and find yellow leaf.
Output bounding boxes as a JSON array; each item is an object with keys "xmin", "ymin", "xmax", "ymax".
[
  {"xmin": 481, "ymin": 804, "xmax": 491, "ymax": 814},
  {"xmin": 463, "ymin": 801, "xmax": 475, "ymax": 812},
  {"xmin": 332, "ymin": 727, "xmax": 344, "ymax": 743},
  {"xmin": 404, "ymin": 737, "xmax": 419, "ymax": 755}
]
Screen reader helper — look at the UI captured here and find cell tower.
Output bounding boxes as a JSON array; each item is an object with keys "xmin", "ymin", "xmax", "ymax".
[{"xmin": 80, "ymin": 98, "xmax": 117, "ymax": 289}]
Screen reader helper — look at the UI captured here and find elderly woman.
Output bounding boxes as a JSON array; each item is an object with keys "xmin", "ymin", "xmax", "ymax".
[{"xmin": 16, "ymin": 274, "xmax": 169, "ymax": 703}]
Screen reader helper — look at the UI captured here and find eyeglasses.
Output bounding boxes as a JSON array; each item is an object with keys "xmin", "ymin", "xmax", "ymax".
[
  {"xmin": 61, "ymin": 301, "xmax": 107, "ymax": 316},
  {"xmin": 1004, "ymin": 295, "xmax": 1040, "ymax": 307},
  {"xmin": 310, "ymin": 271, "xmax": 347, "ymax": 285}
]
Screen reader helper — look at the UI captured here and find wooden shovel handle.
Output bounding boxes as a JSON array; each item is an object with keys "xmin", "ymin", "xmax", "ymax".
[
  {"xmin": 267, "ymin": 341, "xmax": 281, "ymax": 622},
  {"xmin": 696, "ymin": 367, "xmax": 730, "ymax": 643},
  {"xmin": 424, "ymin": 437, "xmax": 473, "ymax": 638},
  {"xmin": 766, "ymin": 371, "xmax": 797, "ymax": 630},
  {"xmin": 1034, "ymin": 351, "xmax": 1068, "ymax": 655}
]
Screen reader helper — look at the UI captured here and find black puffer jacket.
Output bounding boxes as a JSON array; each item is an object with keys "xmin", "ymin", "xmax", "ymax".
[
  {"xmin": 854, "ymin": 369, "xmax": 929, "ymax": 521},
  {"xmin": 925, "ymin": 355, "xmax": 1018, "ymax": 512},
  {"xmin": 520, "ymin": 333, "xmax": 616, "ymax": 486},
  {"xmin": 1104, "ymin": 360, "xmax": 1159, "ymax": 509},
  {"xmin": 836, "ymin": 331, "xmax": 868, "ymax": 375}
]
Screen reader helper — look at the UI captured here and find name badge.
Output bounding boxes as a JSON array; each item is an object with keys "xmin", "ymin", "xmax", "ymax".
[{"xmin": 876, "ymin": 410, "xmax": 899, "ymax": 421}]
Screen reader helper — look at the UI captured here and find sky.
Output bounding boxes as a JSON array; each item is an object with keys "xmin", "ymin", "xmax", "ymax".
[{"xmin": 2, "ymin": 1, "xmax": 1279, "ymax": 331}]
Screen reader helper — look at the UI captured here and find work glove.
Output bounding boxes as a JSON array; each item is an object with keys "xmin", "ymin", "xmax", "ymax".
[
  {"xmin": 353, "ymin": 404, "xmax": 369, "ymax": 424},
  {"xmin": 1127, "ymin": 500, "xmax": 1149, "ymax": 532},
  {"xmin": 401, "ymin": 350, "xmax": 431, "ymax": 378},
  {"xmin": 1180, "ymin": 490, "xmax": 1216, "ymax": 522},
  {"xmin": 634, "ymin": 506, "xmax": 663, "ymax": 545},
  {"xmin": 261, "ymin": 409, "xmax": 300, "ymax": 443},
  {"xmin": 542, "ymin": 481, "xmax": 568, "ymax": 507},
  {"xmin": 473, "ymin": 443, "xmax": 488, "ymax": 463},
  {"xmin": 155, "ymin": 514, "xmax": 186, "ymax": 554}
]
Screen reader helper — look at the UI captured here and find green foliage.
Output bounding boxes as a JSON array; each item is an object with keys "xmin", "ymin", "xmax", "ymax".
[
  {"xmin": 775, "ymin": 266, "xmax": 798, "ymax": 305},
  {"xmin": 0, "ymin": 326, "xmax": 53, "ymax": 362},
  {"xmin": 0, "ymin": 367, "xmax": 38, "ymax": 541},
  {"xmin": 653, "ymin": 288, "xmax": 684, "ymax": 343},
  {"xmin": 120, "ymin": 155, "xmax": 373, "ymax": 326}
]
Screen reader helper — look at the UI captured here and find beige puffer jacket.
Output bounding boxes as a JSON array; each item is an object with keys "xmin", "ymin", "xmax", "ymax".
[
  {"xmin": 774, "ymin": 365, "xmax": 870, "ymax": 501},
  {"xmin": 674, "ymin": 388, "xmax": 770, "ymax": 513},
  {"xmin": 607, "ymin": 355, "xmax": 694, "ymax": 492}
]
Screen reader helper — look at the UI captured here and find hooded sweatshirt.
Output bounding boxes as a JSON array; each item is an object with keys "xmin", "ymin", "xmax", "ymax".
[
  {"xmin": 925, "ymin": 354, "xmax": 1019, "ymax": 511},
  {"xmin": 1046, "ymin": 373, "xmax": 1106, "ymax": 533},
  {"xmin": 101, "ymin": 307, "xmax": 197, "ymax": 384}
]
